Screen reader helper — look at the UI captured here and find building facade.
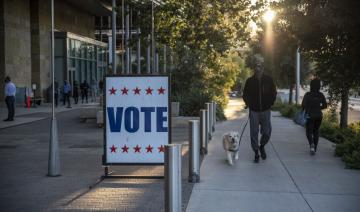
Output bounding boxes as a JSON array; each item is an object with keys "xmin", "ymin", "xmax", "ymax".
[{"xmin": 0, "ymin": 0, "xmax": 110, "ymax": 103}]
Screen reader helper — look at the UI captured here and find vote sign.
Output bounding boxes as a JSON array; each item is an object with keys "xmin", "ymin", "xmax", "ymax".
[{"xmin": 104, "ymin": 76, "xmax": 169, "ymax": 164}]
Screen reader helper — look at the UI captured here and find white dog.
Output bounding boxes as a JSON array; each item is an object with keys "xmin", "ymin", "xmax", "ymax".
[{"xmin": 222, "ymin": 131, "xmax": 241, "ymax": 165}]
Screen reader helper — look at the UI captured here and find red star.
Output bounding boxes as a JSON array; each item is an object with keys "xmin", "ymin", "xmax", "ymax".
[
  {"xmin": 110, "ymin": 145, "xmax": 117, "ymax": 153},
  {"xmin": 158, "ymin": 86, "xmax": 165, "ymax": 95},
  {"xmin": 121, "ymin": 145, "xmax": 129, "ymax": 153},
  {"xmin": 133, "ymin": 87, "xmax": 141, "ymax": 95},
  {"xmin": 133, "ymin": 145, "xmax": 141, "ymax": 153},
  {"xmin": 109, "ymin": 87, "xmax": 117, "ymax": 95},
  {"xmin": 145, "ymin": 87, "xmax": 153, "ymax": 95},
  {"xmin": 121, "ymin": 87, "xmax": 129, "ymax": 95},
  {"xmin": 146, "ymin": 145, "xmax": 153, "ymax": 153},
  {"xmin": 158, "ymin": 145, "xmax": 165, "ymax": 153}
]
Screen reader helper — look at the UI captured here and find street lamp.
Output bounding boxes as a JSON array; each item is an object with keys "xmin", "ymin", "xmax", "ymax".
[
  {"xmin": 263, "ymin": 9, "xmax": 276, "ymax": 57},
  {"xmin": 48, "ymin": 0, "xmax": 60, "ymax": 177},
  {"xmin": 263, "ymin": 9, "xmax": 275, "ymax": 23},
  {"xmin": 296, "ymin": 47, "xmax": 300, "ymax": 105}
]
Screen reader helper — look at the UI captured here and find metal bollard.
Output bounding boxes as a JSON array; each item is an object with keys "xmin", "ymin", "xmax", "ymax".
[
  {"xmin": 200, "ymin": 109, "xmax": 208, "ymax": 154},
  {"xmin": 209, "ymin": 103, "xmax": 214, "ymax": 135},
  {"xmin": 212, "ymin": 101, "xmax": 216, "ymax": 132},
  {"xmin": 165, "ymin": 144, "xmax": 182, "ymax": 212},
  {"xmin": 205, "ymin": 103, "xmax": 212, "ymax": 140},
  {"xmin": 188, "ymin": 120, "xmax": 200, "ymax": 183}
]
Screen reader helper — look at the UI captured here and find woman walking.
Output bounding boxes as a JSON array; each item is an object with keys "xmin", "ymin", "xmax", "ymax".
[{"xmin": 301, "ymin": 78, "xmax": 327, "ymax": 155}]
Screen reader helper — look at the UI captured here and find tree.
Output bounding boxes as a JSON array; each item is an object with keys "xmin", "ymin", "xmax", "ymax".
[
  {"xmin": 153, "ymin": 0, "xmax": 252, "ymax": 116},
  {"xmin": 275, "ymin": 0, "xmax": 360, "ymax": 128}
]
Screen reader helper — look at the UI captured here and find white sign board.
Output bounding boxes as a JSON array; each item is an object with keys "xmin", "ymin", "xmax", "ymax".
[{"xmin": 104, "ymin": 76, "xmax": 169, "ymax": 164}]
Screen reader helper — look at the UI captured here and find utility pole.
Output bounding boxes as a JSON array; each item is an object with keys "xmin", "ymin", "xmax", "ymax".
[
  {"xmin": 296, "ymin": 47, "xmax": 300, "ymax": 105},
  {"xmin": 111, "ymin": 0, "xmax": 117, "ymax": 74},
  {"xmin": 151, "ymin": 1, "xmax": 155, "ymax": 73}
]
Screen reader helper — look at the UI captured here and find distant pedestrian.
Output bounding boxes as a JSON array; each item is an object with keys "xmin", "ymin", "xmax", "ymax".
[
  {"xmin": 4, "ymin": 76, "xmax": 16, "ymax": 121},
  {"xmin": 301, "ymin": 78, "xmax": 327, "ymax": 155},
  {"xmin": 63, "ymin": 80, "xmax": 71, "ymax": 108},
  {"xmin": 90, "ymin": 79, "xmax": 97, "ymax": 102},
  {"xmin": 73, "ymin": 81, "xmax": 79, "ymax": 104},
  {"xmin": 98, "ymin": 80, "xmax": 104, "ymax": 94},
  {"xmin": 54, "ymin": 80, "xmax": 59, "ymax": 107},
  {"xmin": 80, "ymin": 80, "xmax": 89, "ymax": 103},
  {"xmin": 49, "ymin": 81, "xmax": 59, "ymax": 107},
  {"xmin": 243, "ymin": 54, "xmax": 277, "ymax": 163}
]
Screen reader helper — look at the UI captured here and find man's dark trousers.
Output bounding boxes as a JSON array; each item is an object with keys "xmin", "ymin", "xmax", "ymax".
[
  {"xmin": 5, "ymin": 96, "xmax": 15, "ymax": 120},
  {"xmin": 249, "ymin": 109, "xmax": 272, "ymax": 152}
]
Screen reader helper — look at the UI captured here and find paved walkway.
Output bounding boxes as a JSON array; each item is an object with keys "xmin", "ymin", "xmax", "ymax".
[
  {"xmin": 0, "ymin": 107, "xmax": 195, "ymax": 211},
  {"xmin": 186, "ymin": 98, "xmax": 360, "ymax": 212}
]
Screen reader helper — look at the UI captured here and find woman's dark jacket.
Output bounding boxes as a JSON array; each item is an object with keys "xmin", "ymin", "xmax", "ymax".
[
  {"xmin": 301, "ymin": 91, "xmax": 327, "ymax": 118},
  {"xmin": 243, "ymin": 74, "xmax": 277, "ymax": 112}
]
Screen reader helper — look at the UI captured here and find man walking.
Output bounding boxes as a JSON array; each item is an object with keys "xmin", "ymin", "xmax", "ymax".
[
  {"xmin": 243, "ymin": 54, "xmax": 277, "ymax": 163},
  {"xmin": 63, "ymin": 80, "xmax": 71, "ymax": 108},
  {"xmin": 4, "ymin": 76, "xmax": 16, "ymax": 121}
]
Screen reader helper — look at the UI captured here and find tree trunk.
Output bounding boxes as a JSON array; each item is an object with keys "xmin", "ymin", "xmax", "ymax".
[
  {"xmin": 288, "ymin": 84, "xmax": 294, "ymax": 105},
  {"xmin": 340, "ymin": 87, "xmax": 349, "ymax": 129}
]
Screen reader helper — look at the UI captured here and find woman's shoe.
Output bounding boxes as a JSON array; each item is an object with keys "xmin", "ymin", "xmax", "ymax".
[{"xmin": 310, "ymin": 144, "xmax": 315, "ymax": 155}]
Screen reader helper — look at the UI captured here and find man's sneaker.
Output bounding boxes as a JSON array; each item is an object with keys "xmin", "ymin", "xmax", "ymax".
[
  {"xmin": 254, "ymin": 154, "xmax": 260, "ymax": 163},
  {"xmin": 259, "ymin": 145, "xmax": 267, "ymax": 160},
  {"xmin": 310, "ymin": 144, "xmax": 315, "ymax": 155}
]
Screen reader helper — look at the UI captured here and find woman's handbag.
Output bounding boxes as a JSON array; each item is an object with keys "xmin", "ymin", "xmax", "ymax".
[{"xmin": 294, "ymin": 110, "xmax": 307, "ymax": 127}]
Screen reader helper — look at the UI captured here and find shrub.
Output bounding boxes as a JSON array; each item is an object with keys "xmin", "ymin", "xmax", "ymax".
[
  {"xmin": 321, "ymin": 115, "xmax": 360, "ymax": 169},
  {"xmin": 272, "ymin": 100, "xmax": 301, "ymax": 119}
]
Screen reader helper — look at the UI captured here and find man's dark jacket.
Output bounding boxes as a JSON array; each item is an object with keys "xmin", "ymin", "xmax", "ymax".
[{"xmin": 243, "ymin": 74, "xmax": 277, "ymax": 112}]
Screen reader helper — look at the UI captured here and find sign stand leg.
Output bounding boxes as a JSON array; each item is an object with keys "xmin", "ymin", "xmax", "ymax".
[{"xmin": 102, "ymin": 165, "xmax": 164, "ymax": 179}]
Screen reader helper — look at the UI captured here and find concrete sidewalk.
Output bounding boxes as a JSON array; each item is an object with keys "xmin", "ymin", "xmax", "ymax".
[
  {"xmin": 0, "ymin": 108, "xmax": 195, "ymax": 212},
  {"xmin": 186, "ymin": 99, "xmax": 360, "ymax": 212}
]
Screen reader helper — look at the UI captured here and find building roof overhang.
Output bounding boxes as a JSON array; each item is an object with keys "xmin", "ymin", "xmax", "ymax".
[{"xmin": 64, "ymin": 0, "xmax": 112, "ymax": 16}]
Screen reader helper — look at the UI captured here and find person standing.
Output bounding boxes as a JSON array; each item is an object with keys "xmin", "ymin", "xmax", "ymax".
[
  {"xmin": 301, "ymin": 78, "xmax": 327, "ymax": 155},
  {"xmin": 73, "ymin": 81, "xmax": 79, "ymax": 104},
  {"xmin": 90, "ymin": 79, "xmax": 97, "ymax": 102},
  {"xmin": 81, "ymin": 80, "xmax": 89, "ymax": 104},
  {"xmin": 98, "ymin": 80, "xmax": 104, "ymax": 95},
  {"xmin": 54, "ymin": 80, "xmax": 59, "ymax": 107},
  {"xmin": 4, "ymin": 76, "xmax": 16, "ymax": 121},
  {"xmin": 243, "ymin": 54, "xmax": 277, "ymax": 163},
  {"xmin": 63, "ymin": 80, "xmax": 71, "ymax": 108}
]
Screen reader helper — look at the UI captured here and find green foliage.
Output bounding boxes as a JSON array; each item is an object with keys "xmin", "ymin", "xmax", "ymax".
[
  {"xmin": 153, "ymin": 0, "xmax": 252, "ymax": 118},
  {"xmin": 271, "ymin": 100, "xmax": 301, "ymax": 118},
  {"xmin": 274, "ymin": 0, "xmax": 360, "ymax": 128},
  {"xmin": 321, "ymin": 116, "xmax": 360, "ymax": 169}
]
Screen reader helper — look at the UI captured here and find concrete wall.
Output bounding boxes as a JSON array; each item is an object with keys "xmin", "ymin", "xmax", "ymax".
[
  {"xmin": 32, "ymin": 0, "xmax": 95, "ymax": 98},
  {"xmin": 1, "ymin": 0, "xmax": 32, "ymax": 101},
  {"xmin": 0, "ymin": 0, "xmax": 95, "ymax": 100},
  {"xmin": 54, "ymin": 1, "xmax": 95, "ymax": 39}
]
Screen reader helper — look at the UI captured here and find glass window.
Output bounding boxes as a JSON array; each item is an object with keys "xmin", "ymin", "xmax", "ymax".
[
  {"xmin": 75, "ymin": 40, "xmax": 81, "ymax": 58},
  {"xmin": 76, "ymin": 59, "xmax": 81, "ymax": 82},
  {"xmin": 70, "ymin": 39, "xmax": 75, "ymax": 57},
  {"xmin": 87, "ymin": 61, "xmax": 91, "ymax": 82},
  {"xmin": 81, "ymin": 60, "xmax": 86, "ymax": 82}
]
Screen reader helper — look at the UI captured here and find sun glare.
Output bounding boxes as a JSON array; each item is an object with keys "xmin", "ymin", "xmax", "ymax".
[{"xmin": 263, "ymin": 10, "xmax": 275, "ymax": 23}]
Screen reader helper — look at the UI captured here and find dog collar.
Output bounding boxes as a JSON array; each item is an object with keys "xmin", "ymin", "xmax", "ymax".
[{"xmin": 229, "ymin": 147, "xmax": 239, "ymax": 152}]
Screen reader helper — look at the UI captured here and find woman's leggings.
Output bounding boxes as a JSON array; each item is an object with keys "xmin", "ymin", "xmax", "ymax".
[{"xmin": 306, "ymin": 117, "xmax": 322, "ymax": 151}]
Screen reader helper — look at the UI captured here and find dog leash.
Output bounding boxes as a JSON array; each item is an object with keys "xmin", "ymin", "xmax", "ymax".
[{"xmin": 239, "ymin": 117, "xmax": 249, "ymax": 142}]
